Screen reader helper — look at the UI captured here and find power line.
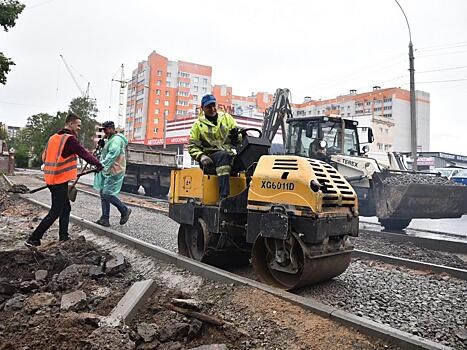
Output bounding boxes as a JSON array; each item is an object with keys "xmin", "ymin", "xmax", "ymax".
[
  {"xmin": 401, "ymin": 78, "xmax": 467, "ymax": 85},
  {"xmin": 417, "ymin": 41, "xmax": 467, "ymax": 51},
  {"xmin": 417, "ymin": 50, "xmax": 467, "ymax": 59},
  {"xmin": 417, "ymin": 65, "xmax": 467, "ymax": 74}
]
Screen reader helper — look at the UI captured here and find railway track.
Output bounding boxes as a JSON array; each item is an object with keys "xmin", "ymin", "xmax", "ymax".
[{"xmin": 4, "ymin": 173, "xmax": 467, "ymax": 349}]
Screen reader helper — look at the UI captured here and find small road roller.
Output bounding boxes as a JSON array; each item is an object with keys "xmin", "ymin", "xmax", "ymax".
[{"xmin": 168, "ymin": 89, "xmax": 359, "ymax": 290}]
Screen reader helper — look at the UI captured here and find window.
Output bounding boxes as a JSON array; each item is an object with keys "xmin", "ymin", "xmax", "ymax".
[
  {"xmin": 164, "ymin": 110, "xmax": 169, "ymax": 116},
  {"xmin": 193, "ymin": 86, "xmax": 198, "ymax": 92},
  {"xmin": 166, "ymin": 81, "xmax": 171, "ymax": 87},
  {"xmin": 154, "ymin": 118, "xmax": 159, "ymax": 123},
  {"xmin": 193, "ymin": 95, "xmax": 198, "ymax": 101},
  {"xmin": 155, "ymin": 99, "xmax": 160, "ymax": 104},
  {"xmin": 164, "ymin": 100, "xmax": 169, "ymax": 106},
  {"xmin": 178, "ymin": 91, "xmax": 189, "ymax": 96},
  {"xmin": 202, "ymin": 87, "xmax": 207, "ymax": 93},
  {"xmin": 155, "ymin": 109, "xmax": 160, "ymax": 114},
  {"xmin": 165, "ymin": 91, "xmax": 170, "ymax": 97},
  {"xmin": 153, "ymin": 127, "xmax": 159, "ymax": 133},
  {"xmin": 156, "ymin": 89, "xmax": 161, "ymax": 95},
  {"xmin": 377, "ymin": 143, "xmax": 383, "ymax": 151},
  {"xmin": 179, "ymin": 72, "xmax": 190, "ymax": 78},
  {"xmin": 178, "ymin": 81, "xmax": 190, "ymax": 88},
  {"xmin": 156, "ymin": 70, "xmax": 162, "ymax": 77},
  {"xmin": 202, "ymin": 78, "xmax": 208, "ymax": 85},
  {"xmin": 156, "ymin": 80, "xmax": 161, "ymax": 86},
  {"xmin": 166, "ymin": 72, "xmax": 171, "ymax": 78},
  {"xmin": 384, "ymin": 144, "xmax": 391, "ymax": 151},
  {"xmin": 193, "ymin": 77, "xmax": 199, "ymax": 83}
]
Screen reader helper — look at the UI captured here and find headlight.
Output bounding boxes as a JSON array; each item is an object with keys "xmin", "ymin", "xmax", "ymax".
[{"xmin": 319, "ymin": 140, "xmax": 327, "ymax": 149}]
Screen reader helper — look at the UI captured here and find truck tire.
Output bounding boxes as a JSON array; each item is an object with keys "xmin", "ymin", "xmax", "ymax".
[
  {"xmin": 159, "ymin": 186, "xmax": 169, "ymax": 196},
  {"xmin": 378, "ymin": 218, "xmax": 411, "ymax": 231}
]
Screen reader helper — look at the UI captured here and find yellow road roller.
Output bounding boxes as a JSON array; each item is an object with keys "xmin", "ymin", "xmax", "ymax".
[{"xmin": 169, "ymin": 89, "xmax": 358, "ymax": 290}]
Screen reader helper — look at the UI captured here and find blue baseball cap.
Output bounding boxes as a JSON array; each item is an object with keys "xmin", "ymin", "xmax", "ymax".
[{"xmin": 201, "ymin": 94, "xmax": 216, "ymax": 107}]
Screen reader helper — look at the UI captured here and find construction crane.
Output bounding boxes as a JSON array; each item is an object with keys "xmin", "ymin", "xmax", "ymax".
[
  {"xmin": 112, "ymin": 64, "xmax": 129, "ymax": 129},
  {"xmin": 59, "ymin": 54, "xmax": 90, "ymax": 99}
]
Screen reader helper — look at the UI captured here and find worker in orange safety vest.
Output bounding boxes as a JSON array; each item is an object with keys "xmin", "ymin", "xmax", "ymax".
[{"xmin": 25, "ymin": 113, "xmax": 103, "ymax": 247}]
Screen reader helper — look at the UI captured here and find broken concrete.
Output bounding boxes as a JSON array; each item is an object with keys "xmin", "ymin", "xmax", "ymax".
[
  {"xmin": 137, "ymin": 322, "xmax": 159, "ymax": 342},
  {"xmin": 105, "ymin": 252, "xmax": 126, "ymax": 275},
  {"xmin": 172, "ymin": 298, "xmax": 202, "ymax": 311},
  {"xmin": 159, "ymin": 321, "xmax": 190, "ymax": 342},
  {"xmin": 188, "ymin": 345, "xmax": 228, "ymax": 350},
  {"xmin": 60, "ymin": 290, "xmax": 87, "ymax": 311},
  {"xmin": 85, "ymin": 326, "xmax": 135, "ymax": 350},
  {"xmin": 4, "ymin": 293, "xmax": 26, "ymax": 311}
]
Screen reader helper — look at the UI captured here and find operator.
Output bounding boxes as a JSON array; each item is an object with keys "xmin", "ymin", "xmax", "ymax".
[{"xmin": 188, "ymin": 94, "xmax": 240, "ymax": 200}]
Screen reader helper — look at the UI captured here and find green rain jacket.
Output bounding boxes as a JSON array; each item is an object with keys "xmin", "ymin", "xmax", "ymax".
[
  {"xmin": 93, "ymin": 133, "xmax": 128, "ymax": 196},
  {"xmin": 188, "ymin": 110, "xmax": 239, "ymax": 161}
]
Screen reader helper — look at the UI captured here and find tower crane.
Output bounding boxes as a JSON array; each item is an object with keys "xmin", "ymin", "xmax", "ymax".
[{"xmin": 112, "ymin": 64, "xmax": 129, "ymax": 129}]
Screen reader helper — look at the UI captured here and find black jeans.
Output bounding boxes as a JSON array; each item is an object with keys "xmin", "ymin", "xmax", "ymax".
[{"xmin": 30, "ymin": 182, "xmax": 71, "ymax": 240}]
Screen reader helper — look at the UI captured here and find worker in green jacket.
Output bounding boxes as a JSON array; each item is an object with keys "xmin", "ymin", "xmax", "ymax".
[
  {"xmin": 188, "ymin": 94, "xmax": 240, "ymax": 200},
  {"xmin": 93, "ymin": 121, "xmax": 131, "ymax": 227}
]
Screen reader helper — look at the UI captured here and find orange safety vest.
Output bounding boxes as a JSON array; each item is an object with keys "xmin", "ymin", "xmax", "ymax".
[{"xmin": 42, "ymin": 133, "xmax": 78, "ymax": 185}]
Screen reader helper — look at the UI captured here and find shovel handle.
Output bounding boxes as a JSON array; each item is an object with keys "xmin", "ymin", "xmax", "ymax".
[{"xmin": 28, "ymin": 168, "xmax": 99, "ymax": 194}]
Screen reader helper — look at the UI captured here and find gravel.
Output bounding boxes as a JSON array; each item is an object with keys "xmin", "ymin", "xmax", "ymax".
[
  {"xmin": 381, "ymin": 172, "xmax": 462, "ymax": 186},
  {"xmin": 353, "ymin": 232, "xmax": 467, "ymax": 269},
  {"xmin": 298, "ymin": 259, "xmax": 467, "ymax": 349},
  {"xmin": 14, "ymin": 174, "xmax": 467, "ymax": 349}
]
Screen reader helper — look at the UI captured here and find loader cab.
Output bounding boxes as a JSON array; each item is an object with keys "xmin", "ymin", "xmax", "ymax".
[{"xmin": 286, "ymin": 116, "xmax": 364, "ymax": 159}]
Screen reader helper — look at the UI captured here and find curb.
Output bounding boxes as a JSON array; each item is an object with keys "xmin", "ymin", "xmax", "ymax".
[{"xmin": 21, "ymin": 196, "xmax": 452, "ymax": 350}]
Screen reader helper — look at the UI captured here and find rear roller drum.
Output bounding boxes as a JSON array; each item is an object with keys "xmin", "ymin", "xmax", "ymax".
[
  {"xmin": 251, "ymin": 234, "xmax": 352, "ymax": 290},
  {"xmin": 178, "ymin": 219, "xmax": 209, "ymax": 262}
]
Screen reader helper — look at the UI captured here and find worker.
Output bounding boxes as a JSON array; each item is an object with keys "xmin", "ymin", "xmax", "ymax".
[
  {"xmin": 93, "ymin": 121, "xmax": 131, "ymax": 227},
  {"xmin": 188, "ymin": 94, "xmax": 240, "ymax": 200},
  {"xmin": 25, "ymin": 113, "xmax": 103, "ymax": 247}
]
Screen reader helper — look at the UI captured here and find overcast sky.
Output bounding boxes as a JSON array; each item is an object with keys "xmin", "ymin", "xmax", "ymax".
[{"xmin": 1, "ymin": 0, "xmax": 467, "ymax": 153}]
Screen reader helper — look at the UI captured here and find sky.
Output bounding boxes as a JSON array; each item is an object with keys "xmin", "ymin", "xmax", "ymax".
[{"xmin": 1, "ymin": 0, "xmax": 467, "ymax": 154}]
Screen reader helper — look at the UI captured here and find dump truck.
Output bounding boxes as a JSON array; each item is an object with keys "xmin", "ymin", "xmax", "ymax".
[
  {"xmin": 122, "ymin": 143, "xmax": 180, "ymax": 196},
  {"xmin": 285, "ymin": 115, "xmax": 467, "ymax": 230},
  {"xmin": 169, "ymin": 89, "xmax": 359, "ymax": 290}
]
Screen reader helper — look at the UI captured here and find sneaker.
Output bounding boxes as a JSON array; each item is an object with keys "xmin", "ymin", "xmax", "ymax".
[
  {"xmin": 96, "ymin": 218, "xmax": 110, "ymax": 227},
  {"xmin": 119, "ymin": 208, "xmax": 132, "ymax": 225},
  {"xmin": 25, "ymin": 238, "xmax": 41, "ymax": 248}
]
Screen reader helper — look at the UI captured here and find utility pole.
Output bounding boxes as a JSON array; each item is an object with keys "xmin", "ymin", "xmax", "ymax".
[{"xmin": 395, "ymin": 0, "xmax": 417, "ymax": 170}]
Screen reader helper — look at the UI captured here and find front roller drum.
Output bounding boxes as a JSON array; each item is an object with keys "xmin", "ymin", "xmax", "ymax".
[{"xmin": 252, "ymin": 235, "xmax": 352, "ymax": 290}]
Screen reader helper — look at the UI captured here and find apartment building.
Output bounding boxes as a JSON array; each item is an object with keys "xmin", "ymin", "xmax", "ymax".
[
  {"xmin": 292, "ymin": 87, "xmax": 430, "ymax": 153},
  {"xmin": 213, "ymin": 85, "xmax": 273, "ymax": 116},
  {"xmin": 125, "ymin": 51, "xmax": 212, "ymax": 141}
]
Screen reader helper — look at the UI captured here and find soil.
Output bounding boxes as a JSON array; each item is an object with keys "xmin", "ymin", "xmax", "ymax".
[{"xmin": 0, "ymin": 178, "xmax": 399, "ymax": 350}]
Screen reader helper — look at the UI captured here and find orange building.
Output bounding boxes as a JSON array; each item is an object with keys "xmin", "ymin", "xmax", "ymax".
[{"xmin": 125, "ymin": 51, "xmax": 212, "ymax": 141}]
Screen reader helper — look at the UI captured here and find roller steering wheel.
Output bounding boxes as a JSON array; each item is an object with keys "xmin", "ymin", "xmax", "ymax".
[{"xmin": 240, "ymin": 127, "xmax": 262, "ymax": 138}]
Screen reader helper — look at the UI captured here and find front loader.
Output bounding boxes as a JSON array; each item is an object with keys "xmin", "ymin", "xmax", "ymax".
[
  {"xmin": 285, "ymin": 115, "xmax": 467, "ymax": 230},
  {"xmin": 169, "ymin": 89, "xmax": 358, "ymax": 290}
]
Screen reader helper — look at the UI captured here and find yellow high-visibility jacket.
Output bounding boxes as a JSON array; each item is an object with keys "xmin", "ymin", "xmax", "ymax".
[{"xmin": 188, "ymin": 111, "xmax": 239, "ymax": 161}]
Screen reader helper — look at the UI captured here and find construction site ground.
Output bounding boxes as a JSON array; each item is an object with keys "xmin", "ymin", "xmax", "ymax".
[{"xmin": 0, "ymin": 179, "xmax": 400, "ymax": 350}]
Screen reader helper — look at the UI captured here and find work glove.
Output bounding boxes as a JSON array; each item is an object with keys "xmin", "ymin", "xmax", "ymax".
[
  {"xmin": 200, "ymin": 155, "xmax": 213, "ymax": 167},
  {"xmin": 229, "ymin": 128, "xmax": 240, "ymax": 145},
  {"xmin": 96, "ymin": 163, "xmax": 104, "ymax": 172}
]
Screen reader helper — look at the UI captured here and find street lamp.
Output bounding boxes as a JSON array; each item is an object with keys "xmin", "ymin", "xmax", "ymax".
[
  {"xmin": 144, "ymin": 85, "xmax": 167, "ymax": 149},
  {"xmin": 394, "ymin": 0, "xmax": 417, "ymax": 170}
]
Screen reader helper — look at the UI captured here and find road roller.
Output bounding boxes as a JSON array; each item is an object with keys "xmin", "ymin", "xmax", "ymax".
[{"xmin": 168, "ymin": 89, "xmax": 359, "ymax": 290}]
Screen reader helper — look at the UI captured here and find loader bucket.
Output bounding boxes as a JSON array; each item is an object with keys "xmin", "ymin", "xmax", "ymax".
[{"xmin": 372, "ymin": 170, "xmax": 467, "ymax": 220}]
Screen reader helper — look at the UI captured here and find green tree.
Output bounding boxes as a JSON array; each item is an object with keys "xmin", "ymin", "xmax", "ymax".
[
  {"xmin": 0, "ymin": 0, "xmax": 25, "ymax": 85},
  {"xmin": 69, "ymin": 96, "xmax": 98, "ymax": 149},
  {"xmin": 22, "ymin": 112, "xmax": 62, "ymax": 166},
  {"xmin": 8, "ymin": 131, "xmax": 29, "ymax": 167}
]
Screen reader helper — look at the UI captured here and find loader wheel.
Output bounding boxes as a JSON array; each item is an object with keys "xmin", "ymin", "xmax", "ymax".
[
  {"xmin": 177, "ymin": 219, "xmax": 209, "ymax": 262},
  {"xmin": 379, "ymin": 218, "xmax": 411, "ymax": 231}
]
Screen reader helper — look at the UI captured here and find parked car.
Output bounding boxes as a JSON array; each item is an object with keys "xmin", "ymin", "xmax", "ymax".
[
  {"xmin": 451, "ymin": 169, "xmax": 467, "ymax": 185},
  {"xmin": 432, "ymin": 167, "xmax": 462, "ymax": 179}
]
